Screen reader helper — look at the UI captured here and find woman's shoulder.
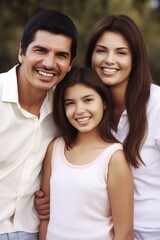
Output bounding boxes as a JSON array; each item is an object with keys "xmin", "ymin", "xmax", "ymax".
[
  {"xmin": 150, "ymin": 83, "xmax": 160, "ymax": 98},
  {"xmin": 148, "ymin": 84, "xmax": 160, "ymax": 108}
]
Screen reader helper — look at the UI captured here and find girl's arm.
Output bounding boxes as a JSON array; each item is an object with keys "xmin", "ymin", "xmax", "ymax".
[
  {"xmin": 38, "ymin": 140, "xmax": 55, "ymax": 240},
  {"xmin": 108, "ymin": 150, "xmax": 134, "ymax": 240}
]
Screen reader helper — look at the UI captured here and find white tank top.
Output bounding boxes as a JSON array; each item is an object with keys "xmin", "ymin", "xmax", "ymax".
[{"xmin": 46, "ymin": 137, "xmax": 123, "ymax": 240}]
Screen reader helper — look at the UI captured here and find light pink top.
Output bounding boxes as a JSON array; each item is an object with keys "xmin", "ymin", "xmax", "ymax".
[{"xmin": 46, "ymin": 137, "xmax": 123, "ymax": 240}]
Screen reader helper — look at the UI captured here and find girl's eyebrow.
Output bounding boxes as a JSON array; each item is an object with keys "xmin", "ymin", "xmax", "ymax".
[{"xmin": 64, "ymin": 94, "xmax": 94, "ymax": 101}]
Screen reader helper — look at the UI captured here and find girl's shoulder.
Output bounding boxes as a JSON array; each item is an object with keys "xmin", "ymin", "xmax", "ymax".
[
  {"xmin": 109, "ymin": 146, "xmax": 131, "ymax": 174},
  {"xmin": 46, "ymin": 137, "xmax": 63, "ymax": 154},
  {"xmin": 103, "ymin": 143, "xmax": 124, "ymax": 165}
]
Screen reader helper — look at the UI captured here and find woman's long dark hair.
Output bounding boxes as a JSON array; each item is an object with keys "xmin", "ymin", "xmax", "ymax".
[
  {"xmin": 84, "ymin": 15, "xmax": 153, "ymax": 168},
  {"xmin": 53, "ymin": 66, "xmax": 119, "ymax": 149}
]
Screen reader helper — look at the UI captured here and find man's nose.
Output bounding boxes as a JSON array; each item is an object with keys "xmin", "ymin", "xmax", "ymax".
[{"xmin": 42, "ymin": 53, "xmax": 56, "ymax": 69}]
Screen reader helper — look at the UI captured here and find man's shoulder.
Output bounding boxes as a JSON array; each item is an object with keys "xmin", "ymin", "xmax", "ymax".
[
  {"xmin": 0, "ymin": 65, "xmax": 17, "ymax": 77},
  {"xmin": 0, "ymin": 66, "xmax": 17, "ymax": 85}
]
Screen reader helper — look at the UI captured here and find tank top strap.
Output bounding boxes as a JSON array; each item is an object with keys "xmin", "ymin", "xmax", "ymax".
[
  {"xmin": 51, "ymin": 137, "xmax": 65, "ymax": 167},
  {"xmin": 100, "ymin": 143, "xmax": 123, "ymax": 181},
  {"xmin": 100, "ymin": 143, "xmax": 123, "ymax": 161}
]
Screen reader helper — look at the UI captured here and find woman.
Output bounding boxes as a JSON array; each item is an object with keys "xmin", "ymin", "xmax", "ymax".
[{"xmin": 84, "ymin": 14, "xmax": 160, "ymax": 240}]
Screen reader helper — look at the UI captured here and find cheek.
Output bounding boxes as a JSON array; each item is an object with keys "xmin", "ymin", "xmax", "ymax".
[
  {"xmin": 93, "ymin": 102, "xmax": 104, "ymax": 115},
  {"xmin": 65, "ymin": 107, "xmax": 73, "ymax": 120},
  {"xmin": 91, "ymin": 53, "xmax": 103, "ymax": 73},
  {"xmin": 91, "ymin": 53, "xmax": 98, "ymax": 67},
  {"xmin": 59, "ymin": 63, "xmax": 72, "ymax": 78},
  {"xmin": 123, "ymin": 61, "xmax": 132, "ymax": 75},
  {"xmin": 123, "ymin": 57, "xmax": 132, "ymax": 70}
]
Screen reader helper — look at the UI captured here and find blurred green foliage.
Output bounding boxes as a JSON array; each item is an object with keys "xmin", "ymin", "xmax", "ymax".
[{"xmin": 0, "ymin": 0, "xmax": 159, "ymax": 84}]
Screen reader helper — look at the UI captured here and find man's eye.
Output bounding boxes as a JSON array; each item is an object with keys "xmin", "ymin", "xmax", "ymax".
[
  {"xmin": 58, "ymin": 53, "xmax": 68, "ymax": 59},
  {"xmin": 35, "ymin": 48, "xmax": 45, "ymax": 53}
]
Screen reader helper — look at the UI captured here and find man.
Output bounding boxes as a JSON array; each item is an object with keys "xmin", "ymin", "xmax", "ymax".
[{"xmin": 0, "ymin": 9, "xmax": 77, "ymax": 240}]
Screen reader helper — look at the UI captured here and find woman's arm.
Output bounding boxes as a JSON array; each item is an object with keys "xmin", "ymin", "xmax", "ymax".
[
  {"xmin": 38, "ymin": 140, "xmax": 55, "ymax": 240},
  {"xmin": 108, "ymin": 150, "xmax": 134, "ymax": 240}
]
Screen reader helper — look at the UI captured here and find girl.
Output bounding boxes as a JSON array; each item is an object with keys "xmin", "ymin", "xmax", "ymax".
[
  {"xmin": 39, "ymin": 67, "xmax": 133, "ymax": 240},
  {"xmin": 84, "ymin": 14, "xmax": 160, "ymax": 240}
]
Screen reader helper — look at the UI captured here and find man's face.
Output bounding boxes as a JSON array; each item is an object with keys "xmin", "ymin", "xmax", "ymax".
[{"xmin": 18, "ymin": 30, "xmax": 72, "ymax": 92}]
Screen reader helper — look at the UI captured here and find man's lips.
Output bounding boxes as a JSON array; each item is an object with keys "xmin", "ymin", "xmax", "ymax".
[
  {"xmin": 38, "ymin": 70, "xmax": 55, "ymax": 77},
  {"xmin": 36, "ymin": 68, "xmax": 59, "ymax": 78}
]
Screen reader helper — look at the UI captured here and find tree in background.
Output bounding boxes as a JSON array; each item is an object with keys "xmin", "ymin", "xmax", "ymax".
[{"xmin": 0, "ymin": 0, "xmax": 159, "ymax": 84}]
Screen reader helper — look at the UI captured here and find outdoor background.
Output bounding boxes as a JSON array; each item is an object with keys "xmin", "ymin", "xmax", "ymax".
[{"xmin": 0, "ymin": 0, "xmax": 159, "ymax": 85}]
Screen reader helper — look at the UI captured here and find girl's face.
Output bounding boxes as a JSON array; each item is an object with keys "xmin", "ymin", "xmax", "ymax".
[
  {"xmin": 91, "ymin": 31, "xmax": 132, "ymax": 90},
  {"xmin": 64, "ymin": 83, "xmax": 105, "ymax": 134}
]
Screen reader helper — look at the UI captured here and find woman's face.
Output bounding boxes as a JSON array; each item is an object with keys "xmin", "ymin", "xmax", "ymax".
[{"xmin": 91, "ymin": 31, "xmax": 132, "ymax": 90}]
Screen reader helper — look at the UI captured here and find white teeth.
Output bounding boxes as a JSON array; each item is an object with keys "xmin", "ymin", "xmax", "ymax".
[
  {"xmin": 38, "ymin": 70, "xmax": 54, "ymax": 77},
  {"xmin": 77, "ymin": 117, "xmax": 90, "ymax": 122},
  {"xmin": 103, "ymin": 68, "xmax": 116, "ymax": 73}
]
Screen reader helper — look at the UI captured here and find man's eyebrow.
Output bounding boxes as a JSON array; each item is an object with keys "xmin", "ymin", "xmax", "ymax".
[{"xmin": 32, "ymin": 45, "xmax": 46, "ymax": 50}]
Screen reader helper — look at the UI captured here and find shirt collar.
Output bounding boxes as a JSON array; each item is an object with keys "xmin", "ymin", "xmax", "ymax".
[
  {"xmin": 1, "ymin": 65, "xmax": 19, "ymax": 103},
  {"xmin": 1, "ymin": 65, "xmax": 53, "ymax": 117}
]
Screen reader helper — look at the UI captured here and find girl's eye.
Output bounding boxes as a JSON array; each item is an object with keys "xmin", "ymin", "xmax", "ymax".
[{"xmin": 65, "ymin": 101, "xmax": 74, "ymax": 106}]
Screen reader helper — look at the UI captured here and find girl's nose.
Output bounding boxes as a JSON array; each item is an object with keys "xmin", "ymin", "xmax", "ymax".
[{"xmin": 76, "ymin": 103, "xmax": 85, "ymax": 114}]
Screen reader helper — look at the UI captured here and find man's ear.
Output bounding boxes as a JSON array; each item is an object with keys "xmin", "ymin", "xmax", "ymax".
[
  {"xmin": 68, "ymin": 58, "xmax": 75, "ymax": 72},
  {"xmin": 18, "ymin": 42, "xmax": 24, "ymax": 64},
  {"xmin": 67, "ymin": 65, "xmax": 72, "ymax": 72}
]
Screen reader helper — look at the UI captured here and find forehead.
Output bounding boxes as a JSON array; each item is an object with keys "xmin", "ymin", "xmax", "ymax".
[
  {"xmin": 96, "ymin": 31, "xmax": 130, "ymax": 48},
  {"xmin": 30, "ymin": 30, "xmax": 72, "ymax": 52},
  {"xmin": 64, "ymin": 83, "xmax": 99, "ymax": 98}
]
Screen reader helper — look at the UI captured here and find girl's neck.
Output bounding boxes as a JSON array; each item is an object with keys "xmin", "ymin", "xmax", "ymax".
[
  {"xmin": 73, "ymin": 131, "xmax": 108, "ymax": 149},
  {"xmin": 65, "ymin": 131, "xmax": 112, "ymax": 166}
]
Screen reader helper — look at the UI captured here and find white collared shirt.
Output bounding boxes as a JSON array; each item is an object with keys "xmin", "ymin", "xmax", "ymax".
[
  {"xmin": 112, "ymin": 84, "xmax": 160, "ymax": 233},
  {"xmin": 0, "ymin": 66, "xmax": 58, "ymax": 233}
]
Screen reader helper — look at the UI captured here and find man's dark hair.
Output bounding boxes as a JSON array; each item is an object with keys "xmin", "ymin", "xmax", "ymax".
[{"xmin": 21, "ymin": 9, "xmax": 77, "ymax": 61}]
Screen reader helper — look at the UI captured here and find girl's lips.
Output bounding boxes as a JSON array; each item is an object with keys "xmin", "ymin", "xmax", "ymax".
[{"xmin": 76, "ymin": 116, "xmax": 91, "ymax": 122}]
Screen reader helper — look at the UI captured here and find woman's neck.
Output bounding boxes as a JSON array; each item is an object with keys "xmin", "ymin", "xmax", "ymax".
[{"xmin": 109, "ymin": 85, "xmax": 126, "ymax": 130}]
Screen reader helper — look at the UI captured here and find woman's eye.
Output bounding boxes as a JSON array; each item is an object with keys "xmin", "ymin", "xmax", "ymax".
[
  {"xmin": 96, "ymin": 49, "xmax": 105, "ymax": 53},
  {"xmin": 117, "ymin": 51, "xmax": 127, "ymax": 55},
  {"xmin": 85, "ymin": 98, "xmax": 93, "ymax": 103}
]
